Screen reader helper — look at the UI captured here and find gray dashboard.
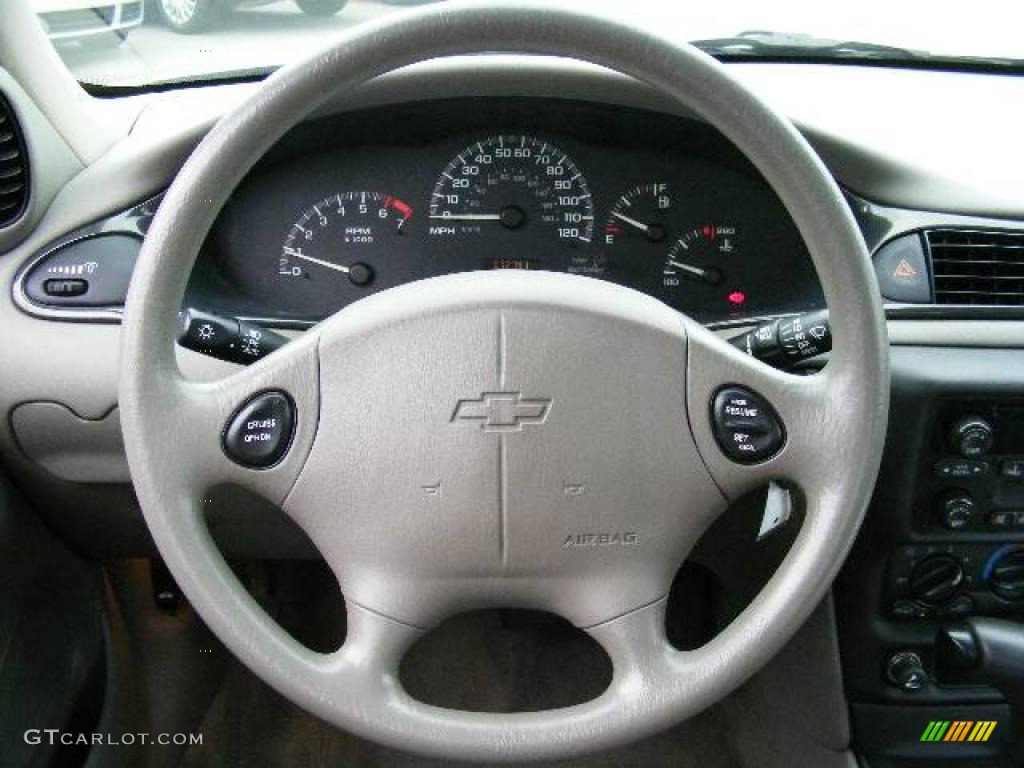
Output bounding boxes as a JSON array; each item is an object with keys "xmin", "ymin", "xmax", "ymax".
[{"xmin": 1, "ymin": 55, "xmax": 1024, "ymax": 556}]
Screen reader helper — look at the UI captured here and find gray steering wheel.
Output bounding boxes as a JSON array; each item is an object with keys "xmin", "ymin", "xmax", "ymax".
[{"xmin": 120, "ymin": 2, "xmax": 889, "ymax": 762}]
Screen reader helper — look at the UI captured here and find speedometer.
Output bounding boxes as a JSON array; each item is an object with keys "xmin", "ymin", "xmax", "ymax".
[{"xmin": 428, "ymin": 135, "xmax": 594, "ymax": 252}]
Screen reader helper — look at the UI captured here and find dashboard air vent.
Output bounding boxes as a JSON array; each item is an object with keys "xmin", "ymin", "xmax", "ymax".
[
  {"xmin": 928, "ymin": 229, "xmax": 1024, "ymax": 306},
  {"xmin": 0, "ymin": 92, "xmax": 29, "ymax": 229}
]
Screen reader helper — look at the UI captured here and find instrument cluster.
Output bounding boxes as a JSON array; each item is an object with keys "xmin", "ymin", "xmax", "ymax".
[{"xmin": 188, "ymin": 99, "xmax": 824, "ymax": 326}]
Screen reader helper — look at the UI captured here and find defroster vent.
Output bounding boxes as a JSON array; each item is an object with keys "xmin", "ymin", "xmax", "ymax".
[
  {"xmin": 0, "ymin": 92, "xmax": 29, "ymax": 229},
  {"xmin": 928, "ymin": 229, "xmax": 1024, "ymax": 306}
]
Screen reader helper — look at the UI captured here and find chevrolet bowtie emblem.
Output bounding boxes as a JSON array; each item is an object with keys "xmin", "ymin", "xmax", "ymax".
[{"xmin": 452, "ymin": 392, "xmax": 552, "ymax": 432}]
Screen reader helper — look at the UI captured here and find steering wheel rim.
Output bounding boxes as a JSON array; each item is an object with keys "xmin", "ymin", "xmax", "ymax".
[{"xmin": 120, "ymin": 2, "xmax": 889, "ymax": 762}]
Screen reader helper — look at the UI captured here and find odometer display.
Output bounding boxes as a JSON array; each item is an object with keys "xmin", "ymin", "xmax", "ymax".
[{"xmin": 428, "ymin": 135, "xmax": 594, "ymax": 246}]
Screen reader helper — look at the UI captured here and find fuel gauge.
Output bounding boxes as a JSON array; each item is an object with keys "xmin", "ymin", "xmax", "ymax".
[{"xmin": 604, "ymin": 183, "xmax": 673, "ymax": 247}]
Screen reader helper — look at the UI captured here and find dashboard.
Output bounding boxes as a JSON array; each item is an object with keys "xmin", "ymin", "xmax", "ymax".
[
  {"xmin": 4, "ymin": 41, "xmax": 1024, "ymax": 768},
  {"xmin": 186, "ymin": 99, "xmax": 824, "ymax": 327}
]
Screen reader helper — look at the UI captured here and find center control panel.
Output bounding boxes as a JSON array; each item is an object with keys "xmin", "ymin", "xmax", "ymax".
[
  {"xmin": 841, "ymin": 352, "xmax": 1024, "ymax": 761},
  {"xmin": 885, "ymin": 399, "xmax": 1024, "ymax": 622},
  {"xmin": 913, "ymin": 401, "xmax": 1024, "ymax": 534}
]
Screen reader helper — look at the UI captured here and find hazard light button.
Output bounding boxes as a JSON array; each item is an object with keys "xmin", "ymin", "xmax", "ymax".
[{"xmin": 873, "ymin": 233, "xmax": 932, "ymax": 303}]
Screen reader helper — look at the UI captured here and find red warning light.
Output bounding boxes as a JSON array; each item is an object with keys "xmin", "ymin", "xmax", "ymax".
[
  {"xmin": 701, "ymin": 224, "xmax": 715, "ymax": 240},
  {"xmin": 727, "ymin": 290, "xmax": 747, "ymax": 306}
]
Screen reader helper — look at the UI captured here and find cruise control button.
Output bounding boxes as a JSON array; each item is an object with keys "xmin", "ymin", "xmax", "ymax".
[
  {"xmin": 222, "ymin": 391, "xmax": 295, "ymax": 469},
  {"xmin": 711, "ymin": 386, "xmax": 785, "ymax": 464}
]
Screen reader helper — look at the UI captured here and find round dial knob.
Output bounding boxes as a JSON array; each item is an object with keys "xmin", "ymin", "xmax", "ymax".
[
  {"xmin": 988, "ymin": 549, "xmax": 1024, "ymax": 601},
  {"xmin": 950, "ymin": 416, "xmax": 994, "ymax": 458},
  {"xmin": 910, "ymin": 555, "xmax": 964, "ymax": 605},
  {"xmin": 886, "ymin": 651, "xmax": 927, "ymax": 692},
  {"xmin": 939, "ymin": 491, "xmax": 976, "ymax": 531}
]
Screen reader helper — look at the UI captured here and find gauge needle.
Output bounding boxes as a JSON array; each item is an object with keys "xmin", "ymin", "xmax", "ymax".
[
  {"xmin": 296, "ymin": 253, "xmax": 350, "ymax": 274},
  {"xmin": 667, "ymin": 259, "xmax": 709, "ymax": 278},
  {"xmin": 428, "ymin": 213, "xmax": 502, "ymax": 221},
  {"xmin": 611, "ymin": 210, "xmax": 651, "ymax": 233}
]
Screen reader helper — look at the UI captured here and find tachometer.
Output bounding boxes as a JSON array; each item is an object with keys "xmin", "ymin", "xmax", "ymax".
[
  {"xmin": 428, "ymin": 135, "xmax": 594, "ymax": 250},
  {"xmin": 279, "ymin": 191, "xmax": 412, "ymax": 287}
]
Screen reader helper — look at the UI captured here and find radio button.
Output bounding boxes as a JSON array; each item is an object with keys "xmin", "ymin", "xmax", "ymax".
[
  {"xmin": 939, "ymin": 491, "xmax": 975, "ymax": 531},
  {"xmin": 991, "ymin": 511, "xmax": 1016, "ymax": 527},
  {"xmin": 934, "ymin": 458, "xmax": 988, "ymax": 478},
  {"xmin": 1001, "ymin": 460, "xmax": 1024, "ymax": 479},
  {"xmin": 950, "ymin": 416, "xmax": 994, "ymax": 458}
]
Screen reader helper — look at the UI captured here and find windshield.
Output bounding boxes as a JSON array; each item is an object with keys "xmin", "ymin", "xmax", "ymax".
[{"xmin": 31, "ymin": 0, "xmax": 1024, "ymax": 90}]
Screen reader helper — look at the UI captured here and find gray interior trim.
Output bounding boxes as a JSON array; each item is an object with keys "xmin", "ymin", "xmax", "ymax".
[
  {"xmin": 0, "ymin": 69, "xmax": 82, "ymax": 255},
  {"xmin": 736, "ymin": 64, "xmax": 1024, "ymax": 219},
  {"xmin": 7, "ymin": 316, "xmax": 1007, "ymax": 492},
  {"xmin": 888, "ymin": 320, "xmax": 1024, "ymax": 348},
  {"xmin": 0, "ymin": 0, "xmax": 140, "ymax": 165},
  {"xmin": 850, "ymin": 193, "xmax": 1024, "ymax": 254},
  {"xmin": 10, "ymin": 402, "xmax": 129, "ymax": 483}
]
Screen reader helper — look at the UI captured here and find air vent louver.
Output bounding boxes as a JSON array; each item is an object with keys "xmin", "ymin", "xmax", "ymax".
[
  {"xmin": 0, "ymin": 92, "xmax": 29, "ymax": 229},
  {"xmin": 928, "ymin": 229, "xmax": 1024, "ymax": 306}
]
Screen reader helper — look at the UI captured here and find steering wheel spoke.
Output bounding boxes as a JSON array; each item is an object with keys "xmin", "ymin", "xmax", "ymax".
[
  {"xmin": 685, "ymin": 321, "xmax": 845, "ymax": 502},
  {"xmin": 159, "ymin": 332, "xmax": 321, "ymax": 507},
  {"xmin": 587, "ymin": 599, "xmax": 680, "ymax": 692},
  {"xmin": 322, "ymin": 601, "xmax": 425, "ymax": 695}
]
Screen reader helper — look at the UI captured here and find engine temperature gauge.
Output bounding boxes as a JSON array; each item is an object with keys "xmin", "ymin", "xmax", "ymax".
[{"xmin": 663, "ymin": 225, "xmax": 738, "ymax": 289}]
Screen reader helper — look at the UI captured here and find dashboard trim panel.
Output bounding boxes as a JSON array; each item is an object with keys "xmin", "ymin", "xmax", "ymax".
[{"xmin": 10, "ymin": 194, "xmax": 158, "ymax": 323}]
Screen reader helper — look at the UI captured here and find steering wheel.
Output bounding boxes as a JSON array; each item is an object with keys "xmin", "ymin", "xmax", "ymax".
[{"xmin": 120, "ymin": 2, "xmax": 888, "ymax": 762}]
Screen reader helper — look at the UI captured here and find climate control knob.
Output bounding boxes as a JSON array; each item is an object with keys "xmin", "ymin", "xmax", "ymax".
[
  {"xmin": 950, "ymin": 416, "xmax": 994, "ymax": 458},
  {"xmin": 939, "ymin": 491, "xmax": 976, "ymax": 531},
  {"xmin": 910, "ymin": 555, "xmax": 964, "ymax": 606},
  {"xmin": 988, "ymin": 548, "xmax": 1024, "ymax": 602}
]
